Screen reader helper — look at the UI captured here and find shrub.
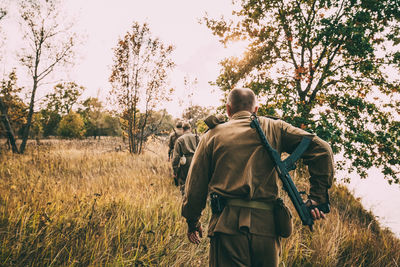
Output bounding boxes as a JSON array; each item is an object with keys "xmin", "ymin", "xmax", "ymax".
[{"xmin": 57, "ymin": 112, "xmax": 85, "ymax": 138}]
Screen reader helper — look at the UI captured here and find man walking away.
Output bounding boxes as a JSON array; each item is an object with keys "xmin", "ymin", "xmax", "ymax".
[
  {"xmin": 182, "ymin": 88, "xmax": 334, "ymax": 267},
  {"xmin": 168, "ymin": 121, "xmax": 183, "ymax": 161},
  {"xmin": 172, "ymin": 122, "xmax": 199, "ymax": 194}
]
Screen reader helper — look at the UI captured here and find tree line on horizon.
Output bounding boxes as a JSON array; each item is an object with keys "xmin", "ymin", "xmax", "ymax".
[
  {"xmin": 0, "ymin": 72, "xmax": 122, "ymax": 140},
  {"xmin": 0, "ymin": 67, "xmax": 209, "ymax": 144}
]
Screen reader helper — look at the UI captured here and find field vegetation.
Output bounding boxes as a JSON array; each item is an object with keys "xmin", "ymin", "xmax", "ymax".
[{"xmin": 0, "ymin": 138, "xmax": 399, "ymax": 266}]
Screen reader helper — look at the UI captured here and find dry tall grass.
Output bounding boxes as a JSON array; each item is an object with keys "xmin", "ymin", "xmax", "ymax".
[{"xmin": 0, "ymin": 138, "xmax": 399, "ymax": 266}]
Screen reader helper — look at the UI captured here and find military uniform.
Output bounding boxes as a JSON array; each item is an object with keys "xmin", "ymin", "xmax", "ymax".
[
  {"xmin": 172, "ymin": 132, "xmax": 199, "ymax": 191},
  {"xmin": 168, "ymin": 130, "xmax": 183, "ymax": 160},
  {"xmin": 182, "ymin": 111, "xmax": 334, "ymax": 267}
]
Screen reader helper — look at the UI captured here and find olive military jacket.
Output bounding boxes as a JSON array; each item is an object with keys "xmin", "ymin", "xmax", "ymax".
[
  {"xmin": 168, "ymin": 130, "xmax": 183, "ymax": 158},
  {"xmin": 181, "ymin": 111, "xmax": 334, "ymax": 237},
  {"xmin": 172, "ymin": 132, "xmax": 199, "ymax": 175}
]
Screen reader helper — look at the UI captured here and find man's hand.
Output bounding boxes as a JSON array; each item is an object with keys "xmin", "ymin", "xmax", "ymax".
[
  {"xmin": 306, "ymin": 199, "xmax": 326, "ymax": 220},
  {"xmin": 187, "ymin": 225, "xmax": 203, "ymax": 245}
]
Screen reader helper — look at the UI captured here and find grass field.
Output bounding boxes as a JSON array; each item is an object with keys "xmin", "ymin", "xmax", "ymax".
[{"xmin": 0, "ymin": 138, "xmax": 399, "ymax": 266}]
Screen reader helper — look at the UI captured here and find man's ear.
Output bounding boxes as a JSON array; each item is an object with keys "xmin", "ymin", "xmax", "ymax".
[
  {"xmin": 226, "ymin": 104, "xmax": 232, "ymax": 118},
  {"xmin": 253, "ymin": 106, "xmax": 259, "ymax": 114}
]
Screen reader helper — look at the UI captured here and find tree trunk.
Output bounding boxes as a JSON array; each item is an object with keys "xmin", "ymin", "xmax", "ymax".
[
  {"xmin": 128, "ymin": 114, "xmax": 133, "ymax": 153},
  {"xmin": 132, "ymin": 102, "xmax": 138, "ymax": 154},
  {"xmin": 138, "ymin": 110, "xmax": 149, "ymax": 154},
  {"xmin": 0, "ymin": 97, "xmax": 19, "ymax": 153},
  {"xmin": 19, "ymin": 77, "xmax": 39, "ymax": 154}
]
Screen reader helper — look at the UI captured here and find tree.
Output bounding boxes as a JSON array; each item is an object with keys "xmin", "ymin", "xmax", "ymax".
[
  {"xmin": 110, "ymin": 22, "xmax": 175, "ymax": 154},
  {"xmin": 57, "ymin": 112, "xmax": 85, "ymax": 138},
  {"xmin": 205, "ymin": 0, "xmax": 400, "ymax": 184},
  {"xmin": 182, "ymin": 105, "xmax": 211, "ymax": 130},
  {"xmin": 78, "ymin": 97, "xmax": 121, "ymax": 138},
  {"xmin": 30, "ymin": 112, "xmax": 43, "ymax": 139},
  {"xmin": 39, "ymin": 82, "xmax": 84, "ymax": 137},
  {"xmin": 179, "ymin": 75, "xmax": 212, "ymax": 133},
  {"xmin": 119, "ymin": 109, "xmax": 172, "ymax": 146},
  {"xmin": 79, "ymin": 97, "xmax": 103, "ymax": 138},
  {"xmin": 180, "ymin": 75, "xmax": 200, "ymax": 128},
  {"xmin": 196, "ymin": 119, "xmax": 209, "ymax": 134},
  {"xmin": 101, "ymin": 113, "xmax": 121, "ymax": 136},
  {"xmin": 18, "ymin": 0, "xmax": 77, "ymax": 153},
  {"xmin": 0, "ymin": 6, "xmax": 5, "ymax": 20},
  {"xmin": 44, "ymin": 82, "xmax": 84, "ymax": 116},
  {"xmin": 39, "ymin": 109, "xmax": 61, "ymax": 137},
  {"xmin": 0, "ymin": 4, "xmax": 19, "ymax": 152},
  {"xmin": 140, "ymin": 109, "xmax": 173, "ymax": 138},
  {"xmin": 0, "ymin": 70, "xmax": 27, "ymax": 153}
]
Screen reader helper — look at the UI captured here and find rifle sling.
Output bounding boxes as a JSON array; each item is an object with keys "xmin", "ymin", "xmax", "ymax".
[{"xmin": 282, "ymin": 137, "xmax": 311, "ymax": 171}]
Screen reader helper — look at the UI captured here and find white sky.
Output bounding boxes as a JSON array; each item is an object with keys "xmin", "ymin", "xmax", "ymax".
[{"xmin": 339, "ymin": 169, "xmax": 400, "ymax": 238}]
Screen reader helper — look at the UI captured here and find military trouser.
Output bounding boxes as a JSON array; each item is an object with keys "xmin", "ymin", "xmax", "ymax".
[
  {"xmin": 209, "ymin": 231, "xmax": 280, "ymax": 267},
  {"xmin": 177, "ymin": 155, "xmax": 193, "ymax": 194}
]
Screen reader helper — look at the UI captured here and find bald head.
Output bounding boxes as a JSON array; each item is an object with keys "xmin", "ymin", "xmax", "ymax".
[{"xmin": 227, "ymin": 88, "xmax": 257, "ymax": 116}]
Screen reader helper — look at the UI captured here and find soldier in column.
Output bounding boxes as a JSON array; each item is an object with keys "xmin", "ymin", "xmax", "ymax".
[
  {"xmin": 168, "ymin": 121, "xmax": 183, "ymax": 160},
  {"xmin": 182, "ymin": 88, "xmax": 334, "ymax": 266},
  {"xmin": 172, "ymin": 122, "xmax": 199, "ymax": 194},
  {"xmin": 168, "ymin": 121, "xmax": 183, "ymax": 185}
]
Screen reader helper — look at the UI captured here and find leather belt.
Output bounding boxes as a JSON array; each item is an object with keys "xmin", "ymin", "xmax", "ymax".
[{"xmin": 226, "ymin": 199, "xmax": 274, "ymax": 211}]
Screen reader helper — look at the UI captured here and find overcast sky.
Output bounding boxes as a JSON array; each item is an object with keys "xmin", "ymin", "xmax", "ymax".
[{"xmin": 1, "ymin": 0, "xmax": 248, "ymax": 117}]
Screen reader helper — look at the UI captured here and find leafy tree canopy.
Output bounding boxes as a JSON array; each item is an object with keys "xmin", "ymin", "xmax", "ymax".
[
  {"xmin": 57, "ymin": 112, "xmax": 85, "ymax": 139},
  {"xmin": 0, "ymin": 70, "xmax": 27, "ymax": 136},
  {"xmin": 182, "ymin": 105, "xmax": 212, "ymax": 130},
  {"xmin": 205, "ymin": 0, "xmax": 400, "ymax": 183},
  {"xmin": 78, "ymin": 97, "xmax": 121, "ymax": 138},
  {"xmin": 44, "ymin": 82, "xmax": 84, "ymax": 116},
  {"xmin": 39, "ymin": 81, "xmax": 84, "ymax": 137},
  {"xmin": 39, "ymin": 109, "xmax": 61, "ymax": 137}
]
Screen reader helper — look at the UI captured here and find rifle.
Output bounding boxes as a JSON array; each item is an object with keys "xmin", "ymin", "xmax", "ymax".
[
  {"xmin": 250, "ymin": 114, "xmax": 330, "ymax": 231},
  {"xmin": 168, "ymin": 124, "xmax": 178, "ymax": 161},
  {"xmin": 194, "ymin": 127, "xmax": 200, "ymax": 146}
]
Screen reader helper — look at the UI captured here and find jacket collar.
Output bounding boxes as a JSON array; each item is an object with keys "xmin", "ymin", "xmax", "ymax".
[{"xmin": 231, "ymin": 111, "xmax": 252, "ymax": 120}]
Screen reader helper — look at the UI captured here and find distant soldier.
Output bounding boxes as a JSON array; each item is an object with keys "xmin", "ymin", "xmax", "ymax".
[
  {"xmin": 182, "ymin": 88, "xmax": 334, "ymax": 266},
  {"xmin": 168, "ymin": 121, "xmax": 183, "ymax": 161},
  {"xmin": 172, "ymin": 122, "xmax": 199, "ymax": 193}
]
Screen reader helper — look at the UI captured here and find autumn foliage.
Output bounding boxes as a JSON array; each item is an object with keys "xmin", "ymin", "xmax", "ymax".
[
  {"xmin": 109, "ymin": 22, "xmax": 175, "ymax": 154},
  {"xmin": 205, "ymin": 0, "xmax": 400, "ymax": 183}
]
